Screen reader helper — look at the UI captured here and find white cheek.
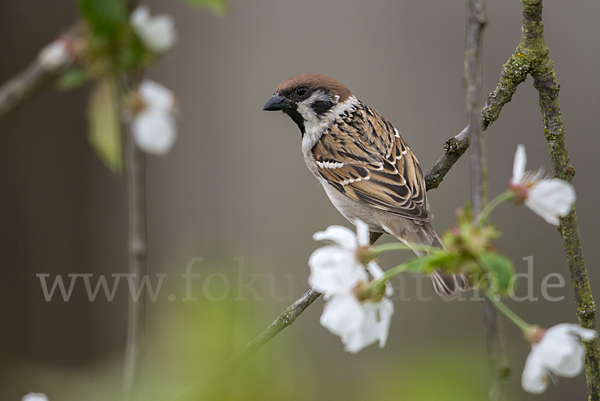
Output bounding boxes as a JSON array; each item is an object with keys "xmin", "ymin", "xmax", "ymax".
[
  {"xmin": 296, "ymin": 101, "xmax": 319, "ymax": 128},
  {"xmin": 297, "ymin": 91, "xmax": 331, "ymax": 129},
  {"xmin": 300, "ymin": 95, "xmax": 359, "ymax": 148}
]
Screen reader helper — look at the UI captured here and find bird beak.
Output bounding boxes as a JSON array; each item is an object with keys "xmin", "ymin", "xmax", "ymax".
[{"xmin": 262, "ymin": 94, "xmax": 290, "ymax": 111}]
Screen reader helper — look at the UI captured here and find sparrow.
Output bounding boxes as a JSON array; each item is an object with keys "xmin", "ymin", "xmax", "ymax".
[{"xmin": 263, "ymin": 74, "xmax": 467, "ymax": 296}]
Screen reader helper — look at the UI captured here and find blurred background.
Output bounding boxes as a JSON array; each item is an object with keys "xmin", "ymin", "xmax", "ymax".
[{"xmin": 1, "ymin": 0, "xmax": 599, "ymax": 400}]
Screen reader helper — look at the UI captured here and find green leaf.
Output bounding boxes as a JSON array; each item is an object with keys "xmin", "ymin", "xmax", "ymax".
[
  {"xmin": 57, "ymin": 69, "xmax": 88, "ymax": 90},
  {"xmin": 400, "ymin": 252, "xmax": 453, "ymax": 274},
  {"xmin": 87, "ymin": 76, "xmax": 122, "ymax": 172},
  {"xmin": 478, "ymin": 253, "xmax": 514, "ymax": 295},
  {"xmin": 117, "ymin": 28, "xmax": 150, "ymax": 71},
  {"xmin": 401, "ymin": 257, "xmax": 428, "ymax": 273},
  {"xmin": 179, "ymin": 0, "xmax": 228, "ymax": 16},
  {"xmin": 80, "ymin": 0, "xmax": 127, "ymax": 34}
]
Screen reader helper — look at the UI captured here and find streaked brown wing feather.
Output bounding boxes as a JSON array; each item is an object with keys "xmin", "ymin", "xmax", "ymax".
[{"xmin": 312, "ymin": 106, "xmax": 431, "ymax": 221}]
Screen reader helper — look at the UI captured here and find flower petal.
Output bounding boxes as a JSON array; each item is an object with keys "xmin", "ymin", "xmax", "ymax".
[
  {"xmin": 374, "ymin": 298, "xmax": 394, "ymax": 348},
  {"xmin": 130, "ymin": 5, "xmax": 150, "ymax": 27},
  {"xmin": 573, "ymin": 326, "xmax": 598, "ymax": 342},
  {"xmin": 355, "ymin": 219, "xmax": 370, "ymax": 247},
  {"xmin": 308, "ymin": 247, "xmax": 367, "ymax": 295},
  {"xmin": 21, "ymin": 393, "xmax": 49, "ymax": 401},
  {"xmin": 538, "ymin": 336, "xmax": 582, "ymax": 377},
  {"xmin": 320, "ymin": 294, "xmax": 365, "ymax": 341},
  {"xmin": 536, "ymin": 324, "xmax": 593, "ymax": 377},
  {"xmin": 522, "ymin": 351, "xmax": 550, "ymax": 394},
  {"xmin": 366, "ymin": 261, "xmax": 393, "ymax": 296},
  {"xmin": 366, "ymin": 261, "xmax": 384, "ymax": 279},
  {"xmin": 343, "ymin": 298, "xmax": 394, "ymax": 353},
  {"xmin": 38, "ymin": 40, "xmax": 69, "ymax": 71},
  {"xmin": 131, "ymin": 6, "xmax": 177, "ymax": 53},
  {"xmin": 132, "ymin": 110, "xmax": 176, "ymax": 155},
  {"xmin": 512, "ymin": 144, "xmax": 527, "ymax": 184},
  {"xmin": 313, "ymin": 225, "xmax": 357, "ymax": 251},
  {"xmin": 139, "ymin": 80, "xmax": 176, "ymax": 110},
  {"xmin": 526, "ymin": 179, "xmax": 576, "ymax": 225}
]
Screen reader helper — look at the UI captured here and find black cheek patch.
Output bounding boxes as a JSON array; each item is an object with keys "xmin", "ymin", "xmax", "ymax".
[{"xmin": 311, "ymin": 100, "xmax": 335, "ymax": 116}]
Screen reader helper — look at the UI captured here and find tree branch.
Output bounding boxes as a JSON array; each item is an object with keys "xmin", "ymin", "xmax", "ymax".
[
  {"xmin": 517, "ymin": 1, "xmax": 599, "ymax": 399},
  {"xmin": 123, "ymin": 73, "xmax": 147, "ymax": 401},
  {"xmin": 0, "ymin": 60, "xmax": 61, "ymax": 123},
  {"xmin": 424, "ymin": 31, "xmax": 533, "ymax": 192},
  {"xmin": 424, "ymin": 37, "xmax": 527, "ymax": 191},
  {"xmin": 483, "ymin": 300, "xmax": 509, "ymax": 400},
  {"xmin": 425, "ymin": 126, "xmax": 470, "ymax": 191},
  {"xmin": 425, "ymin": 0, "xmax": 545, "ymax": 191},
  {"xmin": 219, "ymin": 288, "xmax": 321, "ymax": 375},
  {"xmin": 221, "ymin": 233, "xmax": 387, "ymax": 375},
  {"xmin": 122, "ymin": 5, "xmax": 145, "ymax": 397},
  {"xmin": 465, "ymin": 0, "xmax": 487, "ymax": 217},
  {"xmin": 0, "ymin": 25, "xmax": 80, "ymax": 124},
  {"xmin": 465, "ymin": 2, "xmax": 509, "ymax": 400},
  {"xmin": 224, "ymin": 14, "xmax": 531, "ymax": 371}
]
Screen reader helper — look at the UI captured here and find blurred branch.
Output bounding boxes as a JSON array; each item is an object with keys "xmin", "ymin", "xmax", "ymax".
[
  {"xmin": 465, "ymin": 1, "xmax": 509, "ymax": 400},
  {"xmin": 0, "ymin": 22, "xmax": 83, "ymax": 124},
  {"xmin": 119, "ymin": 6, "xmax": 146, "ymax": 396},
  {"xmin": 0, "ymin": 0, "xmax": 143, "ymax": 125},
  {"xmin": 432, "ymin": 0, "xmax": 541, "ymax": 174},
  {"xmin": 0, "ymin": 58, "xmax": 62, "ymax": 123},
  {"xmin": 123, "ymin": 73, "xmax": 147, "ymax": 401},
  {"xmin": 221, "ymin": 232, "xmax": 386, "ymax": 374},
  {"xmin": 424, "ymin": 0, "xmax": 537, "ymax": 191},
  {"xmin": 220, "ymin": 288, "xmax": 321, "ymax": 374},
  {"xmin": 424, "ymin": 50, "xmax": 523, "ymax": 191},
  {"xmin": 517, "ymin": 1, "xmax": 599, "ymax": 399},
  {"xmin": 483, "ymin": 300, "xmax": 509, "ymax": 400},
  {"xmin": 465, "ymin": 0, "xmax": 487, "ymax": 217}
]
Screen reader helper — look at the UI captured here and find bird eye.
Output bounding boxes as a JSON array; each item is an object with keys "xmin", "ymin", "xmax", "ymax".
[{"xmin": 295, "ymin": 86, "xmax": 308, "ymax": 96}]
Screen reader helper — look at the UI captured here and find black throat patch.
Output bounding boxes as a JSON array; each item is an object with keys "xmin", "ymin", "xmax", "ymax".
[{"xmin": 283, "ymin": 108, "xmax": 306, "ymax": 136}]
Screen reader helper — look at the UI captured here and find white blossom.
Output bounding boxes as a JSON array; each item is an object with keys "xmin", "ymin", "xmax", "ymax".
[
  {"xmin": 510, "ymin": 144, "xmax": 576, "ymax": 225},
  {"xmin": 38, "ymin": 40, "xmax": 69, "ymax": 71},
  {"xmin": 132, "ymin": 80, "xmax": 177, "ymax": 155},
  {"xmin": 522, "ymin": 323, "xmax": 597, "ymax": 394},
  {"xmin": 139, "ymin": 79, "xmax": 176, "ymax": 110},
  {"xmin": 130, "ymin": 5, "xmax": 177, "ymax": 54},
  {"xmin": 132, "ymin": 111, "xmax": 176, "ymax": 155},
  {"xmin": 22, "ymin": 393, "xmax": 49, "ymax": 401},
  {"xmin": 309, "ymin": 221, "xmax": 394, "ymax": 353}
]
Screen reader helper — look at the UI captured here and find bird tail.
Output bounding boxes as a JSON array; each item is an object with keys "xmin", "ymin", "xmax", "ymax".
[{"xmin": 383, "ymin": 220, "xmax": 469, "ymax": 297}]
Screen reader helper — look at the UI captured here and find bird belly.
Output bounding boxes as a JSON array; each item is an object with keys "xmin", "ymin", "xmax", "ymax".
[{"xmin": 320, "ymin": 181, "xmax": 385, "ymax": 233}]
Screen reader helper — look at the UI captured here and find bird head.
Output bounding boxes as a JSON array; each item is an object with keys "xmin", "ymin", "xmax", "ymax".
[{"xmin": 263, "ymin": 74, "xmax": 354, "ymax": 136}]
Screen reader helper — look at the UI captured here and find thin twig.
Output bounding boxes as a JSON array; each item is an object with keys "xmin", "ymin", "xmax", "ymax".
[
  {"xmin": 221, "ymin": 233, "xmax": 386, "ymax": 375},
  {"xmin": 483, "ymin": 300, "xmax": 509, "ymax": 400},
  {"xmin": 425, "ymin": 0, "xmax": 545, "ymax": 191},
  {"xmin": 122, "ymin": 2, "xmax": 145, "ymax": 400},
  {"xmin": 220, "ymin": 288, "xmax": 321, "ymax": 375},
  {"xmin": 465, "ymin": 1, "xmax": 508, "ymax": 400},
  {"xmin": 0, "ymin": 24, "xmax": 79, "ymax": 124},
  {"xmin": 424, "ymin": 43, "xmax": 529, "ymax": 191},
  {"xmin": 123, "ymin": 75, "xmax": 147, "ymax": 401},
  {"xmin": 0, "ymin": 59, "xmax": 61, "ymax": 123},
  {"xmin": 424, "ymin": 126, "xmax": 470, "ymax": 191},
  {"xmin": 516, "ymin": 1, "xmax": 599, "ymax": 399},
  {"xmin": 424, "ymin": 60, "xmax": 522, "ymax": 191},
  {"xmin": 465, "ymin": 0, "xmax": 487, "ymax": 216}
]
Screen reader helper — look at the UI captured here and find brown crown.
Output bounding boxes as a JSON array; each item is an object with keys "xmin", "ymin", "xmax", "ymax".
[{"xmin": 275, "ymin": 74, "xmax": 353, "ymax": 103}]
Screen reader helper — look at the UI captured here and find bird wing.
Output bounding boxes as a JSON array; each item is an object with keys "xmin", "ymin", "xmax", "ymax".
[{"xmin": 311, "ymin": 106, "xmax": 432, "ymax": 222}]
